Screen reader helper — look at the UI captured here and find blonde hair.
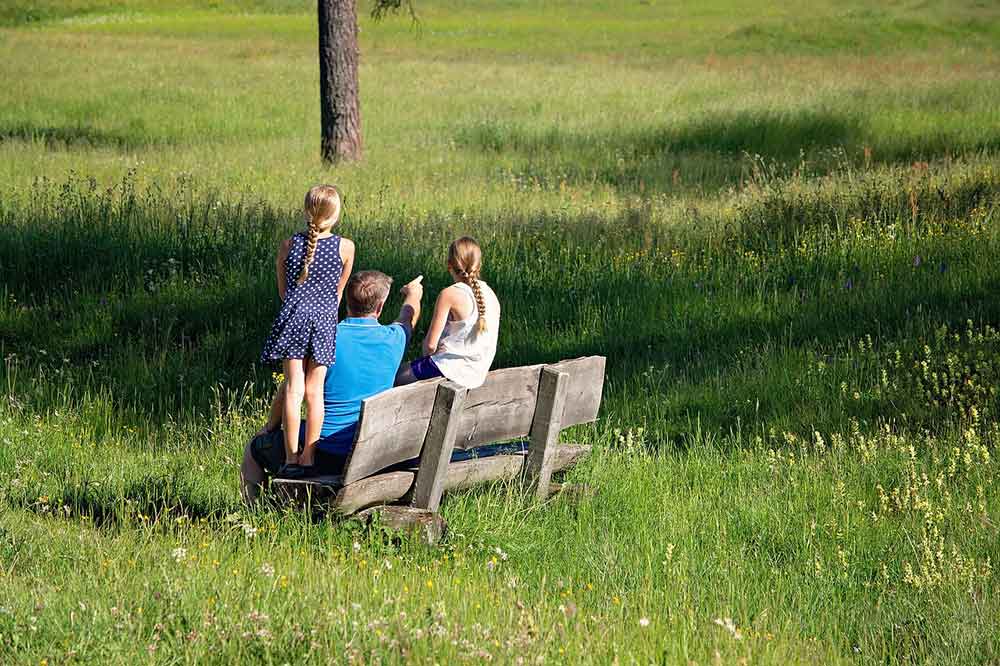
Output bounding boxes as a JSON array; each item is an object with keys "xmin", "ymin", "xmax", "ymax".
[
  {"xmin": 297, "ymin": 184, "xmax": 342, "ymax": 285},
  {"xmin": 448, "ymin": 236, "xmax": 487, "ymax": 334}
]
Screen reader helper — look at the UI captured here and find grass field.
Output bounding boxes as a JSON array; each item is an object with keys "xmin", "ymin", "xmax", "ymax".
[{"xmin": 2, "ymin": 1, "xmax": 1000, "ymax": 663}]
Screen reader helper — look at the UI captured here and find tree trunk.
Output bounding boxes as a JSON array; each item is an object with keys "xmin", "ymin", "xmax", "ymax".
[{"xmin": 318, "ymin": 0, "xmax": 362, "ymax": 163}]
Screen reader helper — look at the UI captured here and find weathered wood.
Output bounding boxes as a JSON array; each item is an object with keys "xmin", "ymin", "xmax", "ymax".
[
  {"xmin": 549, "ymin": 356, "xmax": 606, "ymax": 429},
  {"xmin": 340, "ymin": 357, "xmax": 603, "ymax": 486},
  {"xmin": 356, "ymin": 506, "xmax": 447, "ymax": 545},
  {"xmin": 411, "ymin": 382, "xmax": 468, "ymax": 512},
  {"xmin": 325, "ymin": 445, "xmax": 591, "ymax": 515},
  {"xmin": 524, "ymin": 368, "xmax": 570, "ymax": 500},
  {"xmin": 444, "ymin": 453, "xmax": 525, "ymax": 491},
  {"xmin": 454, "ymin": 357, "xmax": 605, "ymax": 448},
  {"xmin": 332, "ymin": 471, "xmax": 414, "ymax": 515},
  {"xmin": 341, "ymin": 380, "xmax": 441, "ymax": 484},
  {"xmin": 444, "ymin": 444, "xmax": 591, "ymax": 492},
  {"xmin": 452, "ymin": 365, "xmax": 544, "ymax": 449}
]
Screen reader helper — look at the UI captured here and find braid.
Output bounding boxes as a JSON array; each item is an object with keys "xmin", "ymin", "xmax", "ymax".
[
  {"xmin": 296, "ymin": 221, "xmax": 320, "ymax": 285},
  {"xmin": 465, "ymin": 272, "xmax": 488, "ymax": 334},
  {"xmin": 448, "ymin": 236, "xmax": 488, "ymax": 333}
]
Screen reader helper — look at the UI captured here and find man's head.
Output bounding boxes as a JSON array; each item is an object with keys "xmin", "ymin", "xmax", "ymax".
[{"xmin": 345, "ymin": 270, "xmax": 393, "ymax": 318}]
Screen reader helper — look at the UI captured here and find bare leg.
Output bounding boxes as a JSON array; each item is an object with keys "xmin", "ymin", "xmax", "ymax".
[
  {"xmin": 300, "ymin": 359, "xmax": 328, "ymax": 467},
  {"xmin": 257, "ymin": 382, "xmax": 286, "ymax": 436},
  {"xmin": 282, "ymin": 359, "xmax": 305, "ymax": 465},
  {"xmin": 240, "ymin": 440, "xmax": 266, "ymax": 504}
]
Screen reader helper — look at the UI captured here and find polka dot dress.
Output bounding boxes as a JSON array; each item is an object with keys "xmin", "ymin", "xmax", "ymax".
[{"xmin": 260, "ymin": 232, "xmax": 343, "ymax": 367}]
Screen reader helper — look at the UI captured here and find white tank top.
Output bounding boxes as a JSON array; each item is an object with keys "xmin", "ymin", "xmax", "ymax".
[{"xmin": 431, "ymin": 281, "xmax": 501, "ymax": 388}]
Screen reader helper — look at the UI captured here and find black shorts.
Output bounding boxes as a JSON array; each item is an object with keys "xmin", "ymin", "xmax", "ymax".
[{"xmin": 249, "ymin": 429, "xmax": 348, "ymax": 476}]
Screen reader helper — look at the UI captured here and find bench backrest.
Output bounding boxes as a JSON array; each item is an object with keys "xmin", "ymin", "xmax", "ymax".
[{"xmin": 341, "ymin": 356, "xmax": 606, "ymax": 484}]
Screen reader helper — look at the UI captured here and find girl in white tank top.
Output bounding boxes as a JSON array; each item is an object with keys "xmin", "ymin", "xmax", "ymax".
[{"xmin": 396, "ymin": 237, "xmax": 501, "ymax": 389}]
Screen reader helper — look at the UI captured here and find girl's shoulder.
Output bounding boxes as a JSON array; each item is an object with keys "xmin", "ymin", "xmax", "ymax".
[{"xmin": 442, "ymin": 282, "xmax": 468, "ymax": 297}]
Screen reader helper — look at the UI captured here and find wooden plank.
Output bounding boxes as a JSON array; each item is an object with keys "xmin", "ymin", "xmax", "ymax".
[
  {"xmin": 411, "ymin": 382, "xmax": 468, "ymax": 512},
  {"xmin": 330, "ymin": 445, "xmax": 592, "ymax": 515},
  {"xmin": 524, "ymin": 368, "xmax": 570, "ymax": 500},
  {"xmin": 340, "ymin": 357, "xmax": 604, "ymax": 486},
  {"xmin": 453, "ymin": 357, "xmax": 605, "ymax": 449},
  {"xmin": 445, "ymin": 453, "xmax": 524, "ymax": 491},
  {"xmin": 445, "ymin": 444, "xmax": 590, "ymax": 492},
  {"xmin": 341, "ymin": 379, "xmax": 441, "ymax": 484},
  {"xmin": 549, "ymin": 356, "xmax": 606, "ymax": 428},
  {"xmin": 452, "ymin": 365, "xmax": 544, "ymax": 449},
  {"xmin": 332, "ymin": 471, "xmax": 414, "ymax": 515}
]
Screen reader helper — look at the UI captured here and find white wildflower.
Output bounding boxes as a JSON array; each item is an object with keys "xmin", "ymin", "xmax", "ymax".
[{"xmin": 713, "ymin": 617, "xmax": 743, "ymax": 640}]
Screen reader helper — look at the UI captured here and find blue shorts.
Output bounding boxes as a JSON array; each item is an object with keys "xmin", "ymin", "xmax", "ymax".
[{"xmin": 410, "ymin": 356, "xmax": 444, "ymax": 381}]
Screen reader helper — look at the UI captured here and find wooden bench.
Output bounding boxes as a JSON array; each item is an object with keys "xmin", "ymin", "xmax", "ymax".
[{"xmin": 272, "ymin": 356, "xmax": 605, "ymax": 538}]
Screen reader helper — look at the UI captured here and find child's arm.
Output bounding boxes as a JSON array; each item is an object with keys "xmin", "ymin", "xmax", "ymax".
[
  {"xmin": 336, "ymin": 238, "xmax": 355, "ymax": 305},
  {"xmin": 422, "ymin": 288, "xmax": 456, "ymax": 357},
  {"xmin": 275, "ymin": 239, "xmax": 291, "ymax": 301}
]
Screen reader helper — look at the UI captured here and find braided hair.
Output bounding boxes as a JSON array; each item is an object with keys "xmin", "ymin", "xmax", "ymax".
[
  {"xmin": 448, "ymin": 236, "xmax": 488, "ymax": 334},
  {"xmin": 297, "ymin": 184, "xmax": 342, "ymax": 285}
]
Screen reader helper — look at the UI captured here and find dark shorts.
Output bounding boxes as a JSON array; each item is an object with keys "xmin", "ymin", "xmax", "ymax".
[
  {"xmin": 249, "ymin": 429, "xmax": 347, "ymax": 476},
  {"xmin": 410, "ymin": 356, "xmax": 444, "ymax": 381}
]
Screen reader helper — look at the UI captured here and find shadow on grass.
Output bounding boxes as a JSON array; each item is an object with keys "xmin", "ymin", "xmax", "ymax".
[
  {"xmin": 13, "ymin": 471, "xmax": 233, "ymax": 528},
  {"xmin": 0, "ymin": 122, "xmax": 164, "ymax": 152},
  {"xmin": 1, "ymin": 170, "xmax": 998, "ymax": 439},
  {"xmin": 456, "ymin": 109, "xmax": 1000, "ymax": 192}
]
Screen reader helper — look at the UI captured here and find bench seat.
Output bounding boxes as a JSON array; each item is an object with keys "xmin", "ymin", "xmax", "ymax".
[{"xmin": 270, "ymin": 356, "xmax": 605, "ymax": 526}]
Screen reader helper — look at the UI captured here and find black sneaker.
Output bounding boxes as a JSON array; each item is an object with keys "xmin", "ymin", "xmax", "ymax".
[{"xmin": 276, "ymin": 463, "xmax": 313, "ymax": 480}]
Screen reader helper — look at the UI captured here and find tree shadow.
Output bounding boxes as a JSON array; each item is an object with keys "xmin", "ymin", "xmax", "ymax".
[
  {"xmin": 0, "ymin": 121, "xmax": 160, "ymax": 151},
  {"xmin": 455, "ymin": 109, "xmax": 1000, "ymax": 193},
  {"xmin": 13, "ymin": 472, "xmax": 232, "ymax": 528},
  {"xmin": 1, "ymin": 172, "xmax": 997, "ymax": 445}
]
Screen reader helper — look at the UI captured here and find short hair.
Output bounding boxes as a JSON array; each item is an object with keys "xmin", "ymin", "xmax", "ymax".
[{"xmin": 345, "ymin": 270, "xmax": 393, "ymax": 315}]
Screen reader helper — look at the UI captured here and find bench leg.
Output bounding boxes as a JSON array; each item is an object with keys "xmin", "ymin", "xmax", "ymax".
[
  {"xmin": 410, "ymin": 382, "xmax": 467, "ymax": 512},
  {"xmin": 524, "ymin": 367, "xmax": 570, "ymax": 501}
]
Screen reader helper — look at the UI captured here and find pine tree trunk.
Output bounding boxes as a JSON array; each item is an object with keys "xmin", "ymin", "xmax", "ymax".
[{"xmin": 318, "ymin": 0, "xmax": 362, "ymax": 163}]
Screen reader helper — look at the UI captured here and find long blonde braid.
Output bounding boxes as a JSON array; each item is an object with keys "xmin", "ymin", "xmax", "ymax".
[
  {"xmin": 297, "ymin": 220, "xmax": 321, "ymax": 285},
  {"xmin": 448, "ymin": 236, "xmax": 488, "ymax": 334},
  {"xmin": 297, "ymin": 185, "xmax": 341, "ymax": 285}
]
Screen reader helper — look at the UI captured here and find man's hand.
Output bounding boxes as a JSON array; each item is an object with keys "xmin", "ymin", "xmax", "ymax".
[
  {"xmin": 400, "ymin": 275, "xmax": 423, "ymax": 301},
  {"xmin": 396, "ymin": 275, "xmax": 423, "ymax": 332}
]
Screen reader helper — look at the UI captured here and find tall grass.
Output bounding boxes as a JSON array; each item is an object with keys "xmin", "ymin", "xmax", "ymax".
[{"xmin": 2, "ymin": 1, "xmax": 1000, "ymax": 663}]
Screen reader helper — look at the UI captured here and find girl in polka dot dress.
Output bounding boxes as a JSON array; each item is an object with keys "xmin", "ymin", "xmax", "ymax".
[{"xmin": 260, "ymin": 185, "xmax": 355, "ymax": 476}]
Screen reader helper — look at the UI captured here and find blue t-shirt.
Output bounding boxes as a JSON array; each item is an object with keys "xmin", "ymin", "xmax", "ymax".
[{"xmin": 316, "ymin": 317, "xmax": 409, "ymax": 455}]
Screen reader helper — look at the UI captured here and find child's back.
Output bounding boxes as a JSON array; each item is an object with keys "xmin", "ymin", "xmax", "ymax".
[
  {"xmin": 431, "ymin": 280, "xmax": 501, "ymax": 388},
  {"xmin": 261, "ymin": 231, "xmax": 344, "ymax": 366},
  {"xmin": 282, "ymin": 231, "xmax": 343, "ymax": 315}
]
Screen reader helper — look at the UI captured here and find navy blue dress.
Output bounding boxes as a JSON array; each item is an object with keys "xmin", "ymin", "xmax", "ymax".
[{"xmin": 260, "ymin": 233, "xmax": 343, "ymax": 367}]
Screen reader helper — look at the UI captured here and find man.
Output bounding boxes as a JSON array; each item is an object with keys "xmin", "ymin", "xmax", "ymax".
[{"xmin": 241, "ymin": 270, "xmax": 423, "ymax": 502}]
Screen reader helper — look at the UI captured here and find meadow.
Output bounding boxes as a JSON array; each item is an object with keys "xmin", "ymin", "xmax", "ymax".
[{"xmin": 2, "ymin": 0, "xmax": 1000, "ymax": 663}]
